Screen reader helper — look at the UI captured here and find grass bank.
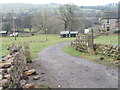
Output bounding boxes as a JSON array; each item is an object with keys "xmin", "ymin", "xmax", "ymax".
[
  {"xmin": 1, "ymin": 34, "xmax": 74, "ymax": 59},
  {"xmin": 63, "ymin": 45, "xmax": 118, "ymax": 67}
]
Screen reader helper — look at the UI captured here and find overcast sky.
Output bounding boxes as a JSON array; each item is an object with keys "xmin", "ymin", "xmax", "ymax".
[{"xmin": 0, "ymin": 0, "xmax": 119, "ymax": 6}]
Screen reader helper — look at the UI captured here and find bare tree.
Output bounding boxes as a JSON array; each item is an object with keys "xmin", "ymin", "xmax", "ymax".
[
  {"xmin": 23, "ymin": 14, "xmax": 33, "ymax": 32},
  {"xmin": 32, "ymin": 13, "xmax": 43, "ymax": 33},
  {"xmin": 58, "ymin": 4, "xmax": 79, "ymax": 31}
]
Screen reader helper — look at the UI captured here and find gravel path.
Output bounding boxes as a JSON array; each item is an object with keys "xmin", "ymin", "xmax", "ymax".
[{"xmin": 28, "ymin": 42, "xmax": 118, "ymax": 88}]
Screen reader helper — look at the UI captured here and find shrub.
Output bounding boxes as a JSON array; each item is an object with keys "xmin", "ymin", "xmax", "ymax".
[
  {"xmin": 113, "ymin": 30, "xmax": 120, "ymax": 34},
  {"xmin": 102, "ymin": 30, "xmax": 106, "ymax": 32}
]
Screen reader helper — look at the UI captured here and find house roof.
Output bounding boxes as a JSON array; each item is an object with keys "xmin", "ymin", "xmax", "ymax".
[
  {"xmin": 60, "ymin": 31, "xmax": 69, "ymax": 34},
  {"xmin": 70, "ymin": 31, "xmax": 78, "ymax": 34},
  {"xmin": 0, "ymin": 31, "xmax": 7, "ymax": 34},
  {"xmin": 101, "ymin": 17, "xmax": 119, "ymax": 20}
]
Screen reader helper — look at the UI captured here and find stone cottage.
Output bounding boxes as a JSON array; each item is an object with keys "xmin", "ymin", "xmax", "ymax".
[{"xmin": 99, "ymin": 17, "xmax": 119, "ymax": 33}]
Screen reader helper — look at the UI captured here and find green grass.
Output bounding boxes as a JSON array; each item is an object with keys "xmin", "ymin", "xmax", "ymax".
[
  {"xmin": 94, "ymin": 35, "xmax": 118, "ymax": 45},
  {"xmin": 63, "ymin": 45, "xmax": 107, "ymax": 60},
  {"xmin": 63, "ymin": 45, "xmax": 118, "ymax": 67},
  {"xmin": 0, "ymin": 34, "xmax": 74, "ymax": 59}
]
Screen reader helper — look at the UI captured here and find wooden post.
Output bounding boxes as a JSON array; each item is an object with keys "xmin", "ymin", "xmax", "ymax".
[
  {"xmin": 87, "ymin": 33, "xmax": 95, "ymax": 55},
  {"xmin": 91, "ymin": 29, "xmax": 94, "ymax": 43},
  {"xmin": 45, "ymin": 29, "xmax": 48, "ymax": 41},
  {"xmin": 75, "ymin": 36, "xmax": 78, "ymax": 50}
]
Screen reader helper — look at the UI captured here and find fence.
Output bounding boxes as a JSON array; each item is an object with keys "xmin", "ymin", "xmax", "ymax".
[{"xmin": 71, "ymin": 33, "xmax": 94, "ymax": 54}]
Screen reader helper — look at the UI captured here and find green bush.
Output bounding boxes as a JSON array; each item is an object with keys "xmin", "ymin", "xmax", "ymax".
[
  {"xmin": 114, "ymin": 30, "xmax": 120, "ymax": 34},
  {"xmin": 102, "ymin": 30, "xmax": 106, "ymax": 32}
]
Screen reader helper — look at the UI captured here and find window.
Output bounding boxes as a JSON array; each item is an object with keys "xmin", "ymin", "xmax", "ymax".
[
  {"xmin": 116, "ymin": 19, "xmax": 119, "ymax": 23},
  {"xmin": 104, "ymin": 24, "xmax": 105, "ymax": 28},
  {"xmin": 107, "ymin": 27, "xmax": 110, "ymax": 31},
  {"xmin": 107, "ymin": 19, "xmax": 110, "ymax": 24}
]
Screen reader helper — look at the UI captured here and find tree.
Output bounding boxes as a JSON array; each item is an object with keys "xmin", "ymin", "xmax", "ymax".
[
  {"xmin": 31, "ymin": 12, "xmax": 44, "ymax": 33},
  {"xmin": 58, "ymin": 4, "xmax": 79, "ymax": 31},
  {"xmin": 15, "ymin": 16, "xmax": 24, "ymax": 31},
  {"xmin": 23, "ymin": 14, "xmax": 33, "ymax": 32},
  {"xmin": 2, "ymin": 23, "xmax": 12, "ymax": 32}
]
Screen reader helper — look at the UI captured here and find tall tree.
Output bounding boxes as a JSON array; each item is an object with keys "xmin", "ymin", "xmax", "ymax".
[
  {"xmin": 2, "ymin": 23, "xmax": 12, "ymax": 32},
  {"xmin": 58, "ymin": 4, "xmax": 79, "ymax": 31},
  {"xmin": 32, "ymin": 12, "xmax": 44, "ymax": 33},
  {"xmin": 23, "ymin": 14, "xmax": 33, "ymax": 32}
]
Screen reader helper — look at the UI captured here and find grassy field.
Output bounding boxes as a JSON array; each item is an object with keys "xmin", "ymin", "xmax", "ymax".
[
  {"xmin": 94, "ymin": 35, "xmax": 118, "ymax": 44},
  {"xmin": 0, "ymin": 34, "xmax": 74, "ymax": 59}
]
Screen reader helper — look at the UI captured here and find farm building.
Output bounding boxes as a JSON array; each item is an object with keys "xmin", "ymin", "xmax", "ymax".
[
  {"xmin": 0, "ymin": 31, "xmax": 8, "ymax": 36},
  {"xmin": 60, "ymin": 31, "xmax": 69, "ymax": 38},
  {"xmin": 70, "ymin": 31, "xmax": 79, "ymax": 37},
  {"xmin": 60, "ymin": 31, "xmax": 78, "ymax": 38}
]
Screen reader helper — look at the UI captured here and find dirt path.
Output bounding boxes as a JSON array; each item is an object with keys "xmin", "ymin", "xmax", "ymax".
[{"xmin": 28, "ymin": 42, "xmax": 118, "ymax": 88}]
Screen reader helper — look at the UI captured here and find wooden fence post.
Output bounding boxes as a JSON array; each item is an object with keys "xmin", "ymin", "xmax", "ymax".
[
  {"xmin": 87, "ymin": 33, "xmax": 95, "ymax": 55},
  {"xmin": 76, "ymin": 35, "xmax": 78, "ymax": 49}
]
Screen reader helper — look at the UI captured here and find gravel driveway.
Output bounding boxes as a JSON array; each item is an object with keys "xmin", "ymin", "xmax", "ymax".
[{"xmin": 29, "ymin": 42, "xmax": 118, "ymax": 88}]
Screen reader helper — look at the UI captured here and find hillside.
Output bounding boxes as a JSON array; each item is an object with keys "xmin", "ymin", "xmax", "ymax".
[
  {"xmin": 1, "ymin": 3, "xmax": 60, "ymax": 14},
  {"xmin": 1, "ymin": 3, "xmax": 118, "ymax": 14}
]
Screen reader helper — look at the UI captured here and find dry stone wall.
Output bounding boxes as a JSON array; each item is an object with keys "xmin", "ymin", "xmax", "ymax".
[
  {"xmin": 71, "ymin": 34, "xmax": 120, "ymax": 60},
  {"xmin": 71, "ymin": 41, "xmax": 88, "ymax": 53},
  {"xmin": 0, "ymin": 45, "xmax": 27, "ymax": 89},
  {"xmin": 94, "ymin": 44, "xmax": 120, "ymax": 60}
]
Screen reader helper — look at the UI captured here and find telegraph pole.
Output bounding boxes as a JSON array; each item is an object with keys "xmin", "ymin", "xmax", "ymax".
[
  {"xmin": 44, "ymin": 10, "xmax": 48, "ymax": 41},
  {"xmin": 12, "ymin": 9, "xmax": 16, "ymax": 40}
]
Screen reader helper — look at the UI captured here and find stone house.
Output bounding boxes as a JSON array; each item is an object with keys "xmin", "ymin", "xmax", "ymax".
[{"xmin": 99, "ymin": 18, "xmax": 119, "ymax": 33}]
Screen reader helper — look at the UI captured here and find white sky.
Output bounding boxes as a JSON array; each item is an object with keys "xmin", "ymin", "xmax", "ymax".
[{"xmin": 0, "ymin": 0, "xmax": 119, "ymax": 6}]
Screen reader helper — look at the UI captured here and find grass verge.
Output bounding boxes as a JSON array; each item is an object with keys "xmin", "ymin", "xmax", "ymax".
[{"xmin": 63, "ymin": 45, "xmax": 118, "ymax": 68}]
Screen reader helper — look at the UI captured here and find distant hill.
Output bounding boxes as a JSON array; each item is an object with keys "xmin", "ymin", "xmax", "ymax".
[
  {"xmin": 1, "ymin": 3, "xmax": 60, "ymax": 14},
  {"xmin": 0, "ymin": 3, "xmax": 118, "ymax": 15},
  {"xmin": 80, "ymin": 3, "xmax": 118, "ymax": 11}
]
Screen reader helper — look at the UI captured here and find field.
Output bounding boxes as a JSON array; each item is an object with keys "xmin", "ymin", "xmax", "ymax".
[
  {"xmin": 94, "ymin": 35, "xmax": 118, "ymax": 44},
  {"xmin": 0, "ymin": 34, "xmax": 74, "ymax": 59},
  {"xmin": 1, "ymin": 34, "xmax": 118, "ymax": 62}
]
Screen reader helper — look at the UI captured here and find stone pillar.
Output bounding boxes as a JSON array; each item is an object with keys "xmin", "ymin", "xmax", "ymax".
[{"xmin": 24, "ymin": 42, "xmax": 32, "ymax": 63}]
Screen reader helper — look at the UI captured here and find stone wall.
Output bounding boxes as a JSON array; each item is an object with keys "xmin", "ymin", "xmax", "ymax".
[
  {"xmin": 0, "ymin": 45, "xmax": 27, "ymax": 89},
  {"xmin": 71, "ymin": 41, "xmax": 120, "ymax": 60},
  {"xmin": 71, "ymin": 41, "xmax": 88, "ymax": 53},
  {"xmin": 94, "ymin": 44, "xmax": 120, "ymax": 60}
]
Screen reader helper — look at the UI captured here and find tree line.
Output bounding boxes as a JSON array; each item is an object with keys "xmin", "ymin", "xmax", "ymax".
[{"xmin": 1, "ymin": 3, "xmax": 117, "ymax": 34}]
